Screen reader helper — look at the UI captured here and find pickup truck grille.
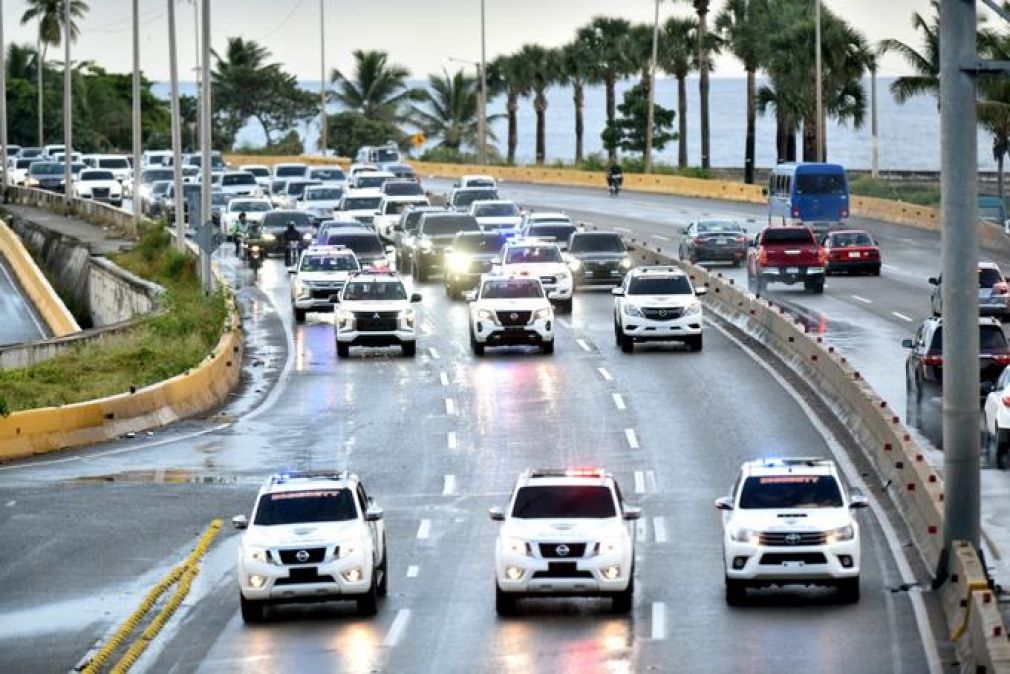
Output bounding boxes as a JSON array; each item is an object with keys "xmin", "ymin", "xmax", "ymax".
[
  {"xmin": 277, "ymin": 547, "xmax": 327, "ymax": 564},
  {"xmin": 642, "ymin": 307, "xmax": 684, "ymax": 320},
  {"xmin": 538, "ymin": 543, "xmax": 587, "ymax": 558},
  {"xmin": 496, "ymin": 310, "xmax": 532, "ymax": 326},
  {"xmin": 354, "ymin": 311, "xmax": 399, "ymax": 331},
  {"xmin": 758, "ymin": 532, "xmax": 827, "ymax": 546}
]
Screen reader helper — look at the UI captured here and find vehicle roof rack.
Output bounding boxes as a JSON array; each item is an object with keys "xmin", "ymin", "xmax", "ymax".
[
  {"xmin": 267, "ymin": 470, "xmax": 349, "ymax": 486},
  {"xmin": 527, "ymin": 468, "xmax": 609, "ymax": 479},
  {"xmin": 756, "ymin": 457, "xmax": 832, "ymax": 468}
]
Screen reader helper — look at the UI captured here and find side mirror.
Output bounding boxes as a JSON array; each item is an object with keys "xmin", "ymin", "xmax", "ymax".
[
  {"xmin": 489, "ymin": 506, "xmax": 505, "ymax": 521},
  {"xmin": 328, "ymin": 294, "xmax": 341, "ymax": 304},
  {"xmin": 714, "ymin": 496, "xmax": 734, "ymax": 511},
  {"xmin": 928, "ymin": 277, "xmax": 939, "ymax": 286},
  {"xmin": 287, "ymin": 267, "xmax": 297, "ymax": 275},
  {"xmin": 622, "ymin": 505, "xmax": 642, "ymax": 521},
  {"xmin": 681, "ymin": 226, "xmax": 691, "ymax": 235},
  {"xmin": 695, "ymin": 286, "xmax": 708, "ymax": 296},
  {"xmin": 365, "ymin": 507, "xmax": 384, "ymax": 521},
  {"xmin": 410, "ymin": 292, "xmax": 422, "ymax": 303},
  {"xmin": 232, "ymin": 514, "xmax": 249, "ymax": 530},
  {"xmin": 463, "ymin": 290, "xmax": 477, "ymax": 302},
  {"xmin": 849, "ymin": 494, "xmax": 869, "ymax": 509},
  {"xmin": 901, "ymin": 338, "xmax": 914, "ymax": 349},
  {"xmin": 611, "ymin": 287, "xmax": 625, "ymax": 297}
]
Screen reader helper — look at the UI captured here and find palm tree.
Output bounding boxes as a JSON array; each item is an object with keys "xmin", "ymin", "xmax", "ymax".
[
  {"xmin": 716, "ymin": 0, "xmax": 770, "ymax": 183},
  {"xmin": 411, "ymin": 69, "xmax": 497, "ymax": 153},
  {"xmin": 211, "ymin": 37, "xmax": 274, "ymax": 144},
  {"xmin": 7, "ymin": 44, "xmax": 39, "ymax": 82},
  {"xmin": 330, "ymin": 50, "xmax": 419, "ymax": 124},
  {"xmin": 980, "ymin": 34, "xmax": 1010, "ymax": 203},
  {"xmin": 682, "ymin": 0, "xmax": 713, "ymax": 169},
  {"xmin": 514, "ymin": 45, "xmax": 559, "ymax": 165},
  {"xmin": 488, "ymin": 54, "xmax": 531, "ymax": 164},
  {"xmin": 660, "ymin": 17, "xmax": 696, "ymax": 169},
  {"xmin": 576, "ymin": 17, "xmax": 634, "ymax": 163},
  {"xmin": 877, "ymin": 1, "xmax": 939, "ymax": 105},
  {"xmin": 558, "ymin": 38, "xmax": 598, "ymax": 163},
  {"xmin": 20, "ymin": 0, "xmax": 89, "ymax": 146}
]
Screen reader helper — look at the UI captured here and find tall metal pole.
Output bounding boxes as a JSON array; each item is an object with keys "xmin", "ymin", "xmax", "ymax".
[
  {"xmin": 814, "ymin": 0, "xmax": 823, "ymax": 162},
  {"xmin": 168, "ymin": 0, "xmax": 185, "ymax": 251},
  {"xmin": 938, "ymin": 0, "xmax": 981, "ymax": 575},
  {"xmin": 0, "ymin": 0, "xmax": 8, "ymax": 190},
  {"xmin": 62, "ymin": 0, "xmax": 71, "ymax": 209},
  {"xmin": 644, "ymin": 0, "xmax": 660, "ymax": 173},
  {"xmin": 200, "ymin": 0, "xmax": 212, "ymax": 291},
  {"xmin": 319, "ymin": 0, "xmax": 327, "ymax": 155},
  {"xmin": 192, "ymin": 0, "xmax": 200, "ymax": 151},
  {"xmin": 132, "ymin": 0, "xmax": 141, "ymax": 229},
  {"xmin": 478, "ymin": 0, "xmax": 487, "ymax": 164},
  {"xmin": 870, "ymin": 63, "xmax": 879, "ymax": 179},
  {"xmin": 36, "ymin": 33, "xmax": 42, "ymax": 148}
]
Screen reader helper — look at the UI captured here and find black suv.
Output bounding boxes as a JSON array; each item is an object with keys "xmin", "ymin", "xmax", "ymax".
[
  {"xmin": 443, "ymin": 231, "xmax": 506, "ymax": 299},
  {"xmin": 411, "ymin": 213, "xmax": 481, "ymax": 281},
  {"xmin": 567, "ymin": 231, "xmax": 632, "ymax": 287}
]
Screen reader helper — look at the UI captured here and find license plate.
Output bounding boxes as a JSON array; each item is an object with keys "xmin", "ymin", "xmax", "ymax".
[
  {"xmin": 786, "ymin": 267, "xmax": 800, "ymax": 274},
  {"xmin": 716, "ymin": 238, "xmax": 727, "ymax": 245},
  {"xmin": 782, "ymin": 561, "xmax": 805, "ymax": 569},
  {"xmin": 848, "ymin": 251, "xmax": 860, "ymax": 258}
]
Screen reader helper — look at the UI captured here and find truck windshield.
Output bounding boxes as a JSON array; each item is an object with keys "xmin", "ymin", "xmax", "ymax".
[
  {"xmin": 253, "ymin": 489, "xmax": 357, "ymax": 525},
  {"xmin": 511, "ymin": 486, "xmax": 616, "ymax": 519},
  {"xmin": 738, "ymin": 476, "xmax": 843, "ymax": 509}
]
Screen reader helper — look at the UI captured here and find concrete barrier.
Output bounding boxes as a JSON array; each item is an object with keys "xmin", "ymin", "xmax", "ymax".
[
  {"xmin": 0, "ymin": 218, "xmax": 79, "ymax": 337},
  {"xmin": 4, "ymin": 185, "xmax": 139, "ymax": 238}
]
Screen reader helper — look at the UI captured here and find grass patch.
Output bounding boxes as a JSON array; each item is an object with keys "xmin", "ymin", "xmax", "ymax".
[
  {"xmin": 0, "ymin": 226, "xmax": 228, "ymax": 412},
  {"xmin": 849, "ymin": 176, "xmax": 941, "ymax": 207}
]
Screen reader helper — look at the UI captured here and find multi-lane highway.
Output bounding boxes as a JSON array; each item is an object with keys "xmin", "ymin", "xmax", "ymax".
[
  {"xmin": 0, "ymin": 183, "xmax": 948, "ymax": 672},
  {"xmin": 0, "ymin": 251, "xmax": 47, "ymax": 346}
]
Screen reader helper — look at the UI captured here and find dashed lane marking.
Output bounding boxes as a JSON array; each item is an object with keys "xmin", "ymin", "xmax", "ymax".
[
  {"xmin": 614, "ymin": 226, "xmax": 631, "ymax": 233},
  {"xmin": 5, "ymin": 500, "xmax": 14, "ymax": 507},
  {"xmin": 576, "ymin": 339, "xmax": 591, "ymax": 352},
  {"xmin": 653, "ymin": 234, "xmax": 670, "ymax": 241},
  {"xmin": 634, "ymin": 471, "xmax": 646, "ymax": 494},
  {"xmin": 612, "ymin": 393, "xmax": 626, "ymax": 410},
  {"xmin": 439, "ymin": 371, "xmax": 449, "ymax": 386},
  {"xmin": 651, "ymin": 602, "xmax": 667, "ymax": 640},
  {"xmin": 559, "ymin": 318, "xmax": 572, "ymax": 329},
  {"xmin": 442, "ymin": 475, "xmax": 456, "ymax": 496},
  {"xmin": 624, "ymin": 428, "xmax": 640, "ymax": 449},
  {"xmin": 851, "ymin": 294, "xmax": 872, "ymax": 304},
  {"xmin": 598, "ymin": 367, "xmax": 613, "ymax": 381},
  {"xmin": 447, "ymin": 431, "xmax": 458, "ymax": 449},
  {"xmin": 406, "ymin": 565, "xmax": 419, "ymax": 578},
  {"xmin": 383, "ymin": 609, "xmax": 411, "ymax": 647},
  {"xmin": 636, "ymin": 519, "xmax": 647, "ymax": 542},
  {"xmin": 429, "ymin": 347, "xmax": 440, "ymax": 360},
  {"xmin": 892, "ymin": 311, "xmax": 913, "ymax": 322},
  {"xmin": 445, "ymin": 398, "xmax": 456, "ymax": 416},
  {"xmin": 653, "ymin": 517, "xmax": 668, "ymax": 543},
  {"xmin": 416, "ymin": 519, "xmax": 431, "ymax": 540}
]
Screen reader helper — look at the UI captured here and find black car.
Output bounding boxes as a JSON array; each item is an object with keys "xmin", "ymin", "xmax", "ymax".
[
  {"xmin": 449, "ymin": 188, "xmax": 499, "ymax": 211},
  {"xmin": 567, "ymin": 231, "xmax": 632, "ymax": 287},
  {"xmin": 259, "ymin": 210, "xmax": 315, "ymax": 255},
  {"xmin": 678, "ymin": 219, "xmax": 747, "ymax": 266},
  {"xmin": 394, "ymin": 206, "xmax": 447, "ymax": 270},
  {"xmin": 443, "ymin": 231, "xmax": 506, "ymax": 299},
  {"xmin": 902, "ymin": 316, "xmax": 1010, "ymax": 433},
  {"xmin": 381, "ymin": 180, "xmax": 425, "ymax": 197},
  {"xmin": 321, "ymin": 229, "xmax": 390, "ymax": 268},
  {"xmin": 412, "ymin": 213, "xmax": 481, "ymax": 281}
]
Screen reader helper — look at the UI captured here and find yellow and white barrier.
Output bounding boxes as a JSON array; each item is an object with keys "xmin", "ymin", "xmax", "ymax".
[{"xmin": 0, "ymin": 218, "xmax": 79, "ymax": 337}]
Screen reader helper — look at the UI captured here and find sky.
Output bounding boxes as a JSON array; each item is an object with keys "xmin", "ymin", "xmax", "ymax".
[{"xmin": 0, "ymin": 0, "xmax": 978, "ymax": 83}]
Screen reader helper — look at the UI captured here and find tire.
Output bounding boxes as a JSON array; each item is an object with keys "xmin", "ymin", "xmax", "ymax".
[
  {"xmin": 686, "ymin": 334, "xmax": 703, "ymax": 352},
  {"xmin": 806, "ymin": 278, "xmax": 824, "ymax": 294},
  {"xmin": 240, "ymin": 593, "xmax": 266, "ymax": 623},
  {"xmin": 402, "ymin": 341, "xmax": 417, "ymax": 358},
  {"xmin": 470, "ymin": 330, "xmax": 485, "ymax": 357},
  {"xmin": 541, "ymin": 339, "xmax": 554, "ymax": 355},
  {"xmin": 725, "ymin": 578, "xmax": 748, "ymax": 607},
  {"xmin": 614, "ymin": 317, "xmax": 622, "ymax": 346},
  {"xmin": 620, "ymin": 333, "xmax": 634, "ymax": 354},
  {"xmin": 495, "ymin": 584, "xmax": 519, "ymax": 616},
  {"xmin": 998, "ymin": 428, "xmax": 1010, "ymax": 470},
  {"xmin": 731, "ymin": 259, "xmax": 741, "ymax": 268},
  {"xmin": 417, "ymin": 259, "xmax": 428, "ymax": 282},
  {"xmin": 293, "ymin": 307, "xmax": 306, "ymax": 324},
  {"xmin": 357, "ymin": 576, "xmax": 379, "ymax": 617},
  {"xmin": 872, "ymin": 265, "xmax": 881, "ymax": 276},
  {"xmin": 444, "ymin": 281, "xmax": 454, "ymax": 298},
  {"xmin": 377, "ymin": 545, "xmax": 389, "ymax": 597},
  {"xmin": 611, "ymin": 573, "xmax": 634, "ymax": 614},
  {"xmin": 336, "ymin": 342, "xmax": 350, "ymax": 359},
  {"xmin": 836, "ymin": 577, "xmax": 860, "ymax": 604},
  {"xmin": 558, "ymin": 298, "xmax": 573, "ymax": 314}
]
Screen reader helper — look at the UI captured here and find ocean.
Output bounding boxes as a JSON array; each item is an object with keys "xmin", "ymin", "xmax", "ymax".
[{"xmin": 152, "ymin": 76, "xmax": 995, "ymax": 172}]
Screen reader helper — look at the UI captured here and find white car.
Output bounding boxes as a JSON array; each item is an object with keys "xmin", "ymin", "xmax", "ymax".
[
  {"xmin": 469, "ymin": 199, "xmax": 522, "ymax": 234},
  {"xmin": 498, "ymin": 240, "xmax": 573, "ymax": 312},
  {"xmin": 611, "ymin": 266, "xmax": 705, "ymax": 353},
  {"xmin": 347, "ymin": 163, "xmax": 380, "ymax": 180},
  {"xmin": 467, "ymin": 275, "xmax": 555, "ymax": 355},
  {"xmin": 715, "ymin": 457, "xmax": 868, "ymax": 606},
  {"xmin": 290, "ymin": 245, "xmax": 360, "ymax": 323},
  {"xmin": 142, "ymin": 150, "xmax": 172, "ymax": 168},
  {"xmin": 335, "ymin": 189, "xmax": 384, "ymax": 229},
  {"xmin": 239, "ymin": 164, "xmax": 272, "ymax": 188},
  {"xmin": 458, "ymin": 174, "xmax": 497, "ymax": 189},
  {"xmin": 335, "ymin": 270, "xmax": 421, "ymax": 358},
  {"xmin": 272, "ymin": 162, "xmax": 309, "ymax": 180},
  {"xmin": 89, "ymin": 154, "xmax": 131, "ymax": 183},
  {"xmin": 490, "ymin": 468, "xmax": 639, "ymax": 615},
  {"xmin": 984, "ymin": 366, "xmax": 1010, "ymax": 469},
  {"xmin": 73, "ymin": 169, "xmax": 123, "ymax": 206},
  {"xmin": 279, "ymin": 179, "xmax": 322, "ymax": 210},
  {"xmin": 52, "ymin": 151, "xmax": 83, "ymax": 164},
  {"xmin": 219, "ymin": 170, "xmax": 262, "ymax": 198},
  {"xmin": 297, "ymin": 185, "xmax": 345, "ymax": 223},
  {"xmin": 8, "ymin": 157, "xmax": 36, "ymax": 186},
  {"xmin": 222, "ymin": 198, "xmax": 273, "ymax": 234},
  {"xmin": 375, "ymin": 195, "xmax": 431, "ymax": 241},
  {"xmin": 351, "ymin": 170, "xmax": 395, "ymax": 191},
  {"xmin": 308, "ymin": 165, "xmax": 347, "ymax": 189},
  {"xmin": 519, "ymin": 213, "xmax": 578, "ymax": 251},
  {"xmin": 232, "ymin": 471, "xmax": 388, "ymax": 622}
]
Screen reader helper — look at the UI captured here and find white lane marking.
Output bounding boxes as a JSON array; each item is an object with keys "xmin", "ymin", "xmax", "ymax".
[
  {"xmin": 416, "ymin": 519, "xmax": 431, "ymax": 540},
  {"xmin": 598, "ymin": 367, "xmax": 613, "ymax": 381},
  {"xmin": 406, "ymin": 565, "xmax": 419, "ymax": 578},
  {"xmin": 5, "ymin": 500, "xmax": 14, "ymax": 507},
  {"xmin": 892, "ymin": 311, "xmax": 913, "ymax": 322},
  {"xmin": 558, "ymin": 318, "xmax": 572, "ymax": 329},
  {"xmin": 653, "ymin": 234, "xmax": 670, "ymax": 242},
  {"xmin": 645, "ymin": 470, "xmax": 657, "ymax": 493},
  {"xmin": 576, "ymin": 338, "xmax": 591, "ymax": 352},
  {"xmin": 653, "ymin": 517, "xmax": 668, "ymax": 544},
  {"xmin": 445, "ymin": 398, "xmax": 456, "ymax": 416},
  {"xmin": 851, "ymin": 294, "xmax": 873, "ymax": 305},
  {"xmin": 447, "ymin": 431, "xmax": 458, "ymax": 449},
  {"xmin": 651, "ymin": 602, "xmax": 667, "ymax": 640},
  {"xmin": 439, "ymin": 371, "xmax": 449, "ymax": 386},
  {"xmin": 614, "ymin": 226, "xmax": 631, "ymax": 233},
  {"xmin": 383, "ymin": 608, "xmax": 411, "ymax": 647},
  {"xmin": 708, "ymin": 319, "xmax": 942, "ymax": 674},
  {"xmin": 636, "ymin": 519, "xmax": 647, "ymax": 542},
  {"xmin": 428, "ymin": 347, "xmax": 440, "ymax": 360},
  {"xmin": 624, "ymin": 428, "xmax": 640, "ymax": 449},
  {"xmin": 634, "ymin": 471, "xmax": 646, "ymax": 494},
  {"xmin": 442, "ymin": 475, "xmax": 456, "ymax": 496},
  {"xmin": 612, "ymin": 393, "xmax": 626, "ymax": 410}
]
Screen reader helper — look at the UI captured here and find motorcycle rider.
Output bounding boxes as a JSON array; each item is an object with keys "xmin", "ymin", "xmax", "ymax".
[
  {"xmin": 283, "ymin": 220, "xmax": 303, "ymax": 266},
  {"xmin": 232, "ymin": 211, "xmax": 248, "ymax": 255},
  {"xmin": 607, "ymin": 163, "xmax": 624, "ymax": 194}
]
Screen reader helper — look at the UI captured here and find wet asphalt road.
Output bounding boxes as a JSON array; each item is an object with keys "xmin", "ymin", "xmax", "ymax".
[
  {"xmin": 0, "ymin": 220, "xmax": 938, "ymax": 673},
  {"xmin": 0, "ymin": 250, "xmax": 47, "ymax": 345}
]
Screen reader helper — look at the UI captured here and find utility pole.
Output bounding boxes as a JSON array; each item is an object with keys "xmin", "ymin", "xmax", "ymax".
[
  {"xmin": 814, "ymin": 0, "xmax": 823, "ymax": 162},
  {"xmin": 36, "ymin": 34, "xmax": 42, "ymax": 148},
  {"xmin": 192, "ymin": 0, "xmax": 200, "ymax": 151},
  {"xmin": 870, "ymin": 62, "xmax": 879, "ymax": 179},
  {"xmin": 644, "ymin": 0, "xmax": 661, "ymax": 173},
  {"xmin": 478, "ymin": 0, "xmax": 487, "ymax": 164},
  {"xmin": 937, "ymin": 0, "xmax": 981, "ymax": 579},
  {"xmin": 132, "ymin": 0, "xmax": 141, "ymax": 230},
  {"xmin": 0, "ymin": 0, "xmax": 8, "ymax": 190},
  {"xmin": 200, "ymin": 0, "xmax": 212, "ymax": 291},
  {"xmin": 63, "ymin": 0, "xmax": 72, "ymax": 210},
  {"xmin": 319, "ymin": 0, "xmax": 327, "ymax": 155},
  {"xmin": 168, "ymin": 0, "xmax": 185, "ymax": 251}
]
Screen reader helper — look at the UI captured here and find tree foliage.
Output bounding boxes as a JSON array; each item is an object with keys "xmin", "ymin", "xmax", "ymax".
[
  {"xmin": 326, "ymin": 112, "xmax": 404, "ymax": 159},
  {"xmin": 601, "ymin": 84, "xmax": 676, "ymax": 156}
]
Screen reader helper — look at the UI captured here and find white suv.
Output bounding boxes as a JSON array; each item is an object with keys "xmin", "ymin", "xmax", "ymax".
[
  {"xmin": 498, "ymin": 240, "xmax": 573, "ymax": 312},
  {"xmin": 612, "ymin": 266, "xmax": 706, "ymax": 353},
  {"xmin": 467, "ymin": 275, "xmax": 554, "ymax": 356},
  {"xmin": 290, "ymin": 246, "xmax": 360, "ymax": 323},
  {"xmin": 232, "ymin": 471, "xmax": 388, "ymax": 622},
  {"xmin": 335, "ymin": 270, "xmax": 421, "ymax": 358},
  {"xmin": 715, "ymin": 457, "xmax": 868, "ymax": 605},
  {"xmin": 490, "ymin": 469, "xmax": 640, "ymax": 616}
]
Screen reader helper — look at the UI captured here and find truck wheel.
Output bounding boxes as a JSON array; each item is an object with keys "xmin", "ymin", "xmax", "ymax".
[
  {"xmin": 402, "ymin": 341, "xmax": 417, "ymax": 357},
  {"xmin": 240, "ymin": 594, "xmax": 266, "ymax": 623},
  {"xmin": 495, "ymin": 584, "xmax": 519, "ymax": 617},
  {"xmin": 614, "ymin": 317, "xmax": 623, "ymax": 346},
  {"xmin": 998, "ymin": 429, "xmax": 1010, "ymax": 470},
  {"xmin": 470, "ymin": 331, "xmax": 485, "ymax": 357},
  {"xmin": 357, "ymin": 577, "xmax": 379, "ymax": 617},
  {"xmin": 541, "ymin": 339, "xmax": 554, "ymax": 355},
  {"xmin": 836, "ymin": 577, "xmax": 860, "ymax": 604},
  {"xmin": 336, "ymin": 342, "xmax": 350, "ymax": 359},
  {"xmin": 620, "ymin": 334, "xmax": 635, "ymax": 354},
  {"xmin": 611, "ymin": 573, "xmax": 634, "ymax": 614},
  {"xmin": 725, "ymin": 578, "xmax": 748, "ymax": 607},
  {"xmin": 806, "ymin": 278, "xmax": 824, "ymax": 294},
  {"xmin": 559, "ymin": 298, "xmax": 573, "ymax": 314},
  {"xmin": 686, "ymin": 334, "xmax": 703, "ymax": 352},
  {"xmin": 377, "ymin": 545, "xmax": 389, "ymax": 597},
  {"xmin": 293, "ymin": 307, "xmax": 306, "ymax": 324}
]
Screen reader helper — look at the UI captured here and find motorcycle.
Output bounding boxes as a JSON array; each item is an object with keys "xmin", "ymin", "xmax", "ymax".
[
  {"xmin": 248, "ymin": 245, "xmax": 263, "ymax": 277},
  {"xmin": 285, "ymin": 240, "xmax": 301, "ymax": 267},
  {"xmin": 607, "ymin": 173, "xmax": 624, "ymax": 197}
]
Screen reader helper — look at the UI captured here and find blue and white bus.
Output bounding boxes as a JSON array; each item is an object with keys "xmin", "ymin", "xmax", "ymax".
[{"xmin": 767, "ymin": 163, "xmax": 850, "ymax": 238}]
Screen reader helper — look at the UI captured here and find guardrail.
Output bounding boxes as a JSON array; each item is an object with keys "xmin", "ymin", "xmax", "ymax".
[{"xmin": 4, "ymin": 185, "xmax": 138, "ymax": 239}]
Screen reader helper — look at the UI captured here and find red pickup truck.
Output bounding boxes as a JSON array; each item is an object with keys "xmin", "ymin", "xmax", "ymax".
[{"xmin": 746, "ymin": 227, "xmax": 826, "ymax": 294}]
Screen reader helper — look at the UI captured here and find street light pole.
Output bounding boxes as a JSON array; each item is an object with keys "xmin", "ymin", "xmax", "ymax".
[
  {"xmin": 0, "ymin": 0, "xmax": 8, "ymax": 190},
  {"xmin": 167, "ymin": 0, "xmax": 185, "ymax": 251},
  {"xmin": 644, "ymin": 0, "xmax": 660, "ymax": 173},
  {"xmin": 132, "ymin": 0, "xmax": 141, "ymax": 231},
  {"xmin": 814, "ymin": 0, "xmax": 823, "ymax": 162},
  {"xmin": 320, "ymin": 0, "xmax": 328, "ymax": 155},
  {"xmin": 478, "ymin": 0, "xmax": 487, "ymax": 165},
  {"xmin": 192, "ymin": 0, "xmax": 200, "ymax": 151},
  {"xmin": 200, "ymin": 0, "xmax": 212, "ymax": 291},
  {"xmin": 870, "ymin": 62, "xmax": 879, "ymax": 179},
  {"xmin": 63, "ymin": 0, "xmax": 72, "ymax": 209}
]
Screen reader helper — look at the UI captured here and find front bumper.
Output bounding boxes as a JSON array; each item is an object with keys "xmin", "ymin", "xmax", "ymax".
[
  {"xmin": 544, "ymin": 283, "xmax": 573, "ymax": 301},
  {"xmin": 294, "ymin": 296, "xmax": 338, "ymax": 312},
  {"xmin": 572, "ymin": 262, "xmax": 627, "ymax": 285},
  {"xmin": 495, "ymin": 550, "xmax": 631, "ymax": 595},
  {"xmin": 621, "ymin": 314, "xmax": 702, "ymax": 341},
  {"xmin": 473, "ymin": 318, "xmax": 553, "ymax": 346},
  {"xmin": 337, "ymin": 327, "xmax": 416, "ymax": 347},
  {"xmin": 238, "ymin": 555, "xmax": 373, "ymax": 602},
  {"xmin": 723, "ymin": 540, "xmax": 860, "ymax": 582}
]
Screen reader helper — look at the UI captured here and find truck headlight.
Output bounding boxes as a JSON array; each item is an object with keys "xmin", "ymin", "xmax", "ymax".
[
  {"xmin": 337, "ymin": 309, "xmax": 353, "ymax": 326},
  {"xmin": 476, "ymin": 308, "xmax": 496, "ymax": 322},
  {"xmin": 449, "ymin": 253, "xmax": 470, "ymax": 272},
  {"xmin": 623, "ymin": 303, "xmax": 643, "ymax": 317},
  {"xmin": 400, "ymin": 307, "xmax": 415, "ymax": 327},
  {"xmin": 295, "ymin": 281, "xmax": 310, "ymax": 298},
  {"xmin": 533, "ymin": 307, "xmax": 552, "ymax": 321},
  {"xmin": 684, "ymin": 302, "xmax": 702, "ymax": 316},
  {"xmin": 246, "ymin": 546, "xmax": 271, "ymax": 564},
  {"xmin": 567, "ymin": 258, "xmax": 582, "ymax": 271},
  {"xmin": 729, "ymin": 527, "xmax": 759, "ymax": 545},
  {"xmin": 593, "ymin": 537, "xmax": 622, "ymax": 556},
  {"xmin": 503, "ymin": 537, "xmax": 532, "ymax": 557},
  {"xmin": 338, "ymin": 540, "xmax": 361, "ymax": 559},
  {"xmin": 264, "ymin": 233, "xmax": 276, "ymax": 241},
  {"xmin": 419, "ymin": 238, "xmax": 433, "ymax": 252},
  {"xmin": 620, "ymin": 257, "xmax": 633, "ymax": 269},
  {"xmin": 825, "ymin": 524, "xmax": 854, "ymax": 544}
]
